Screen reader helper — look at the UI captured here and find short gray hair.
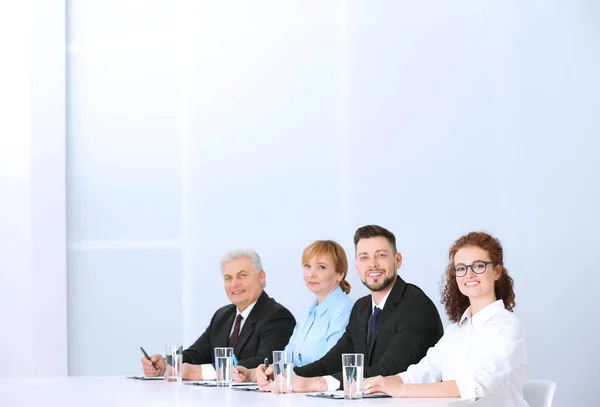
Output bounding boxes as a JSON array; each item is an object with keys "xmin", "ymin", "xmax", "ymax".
[{"xmin": 220, "ymin": 248, "xmax": 263, "ymax": 275}]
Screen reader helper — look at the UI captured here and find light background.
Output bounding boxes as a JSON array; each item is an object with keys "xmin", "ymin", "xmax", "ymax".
[{"xmin": 1, "ymin": 2, "xmax": 599, "ymax": 406}]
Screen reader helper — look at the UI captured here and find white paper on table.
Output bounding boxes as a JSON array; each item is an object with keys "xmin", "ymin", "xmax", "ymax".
[
  {"xmin": 306, "ymin": 391, "xmax": 391, "ymax": 399},
  {"xmin": 185, "ymin": 381, "xmax": 259, "ymax": 387}
]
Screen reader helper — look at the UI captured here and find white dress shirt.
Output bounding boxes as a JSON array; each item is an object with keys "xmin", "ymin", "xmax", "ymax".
[
  {"xmin": 200, "ymin": 301, "xmax": 257, "ymax": 380},
  {"xmin": 399, "ymin": 300, "xmax": 529, "ymax": 407},
  {"xmin": 322, "ymin": 287, "xmax": 394, "ymax": 391},
  {"xmin": 371, "ymin": 286, "xmax": 392, "ymax": 312},
  {"xmin": 229, "ymin": 301, "xmax": 256, "ymax": 336}
]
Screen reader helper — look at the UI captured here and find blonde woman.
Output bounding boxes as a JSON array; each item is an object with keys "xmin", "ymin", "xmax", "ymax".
[{"xmin": 235, "ymin": 240, "xmax": 354, "ymax": 382}]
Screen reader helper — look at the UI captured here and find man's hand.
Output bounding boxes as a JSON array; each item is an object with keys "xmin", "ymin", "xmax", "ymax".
[
  {"xmin": 363, "ymin": 375, "xmax": 405, "ymax": 397},
  {"xmin": 264, "ymin": 374, "xmax": 327, "ymax": 393},
  {"xmin": 233, "ymin": 366, "xmax": 253, "ymax": 383},
  {"xmin": 140, "ymin": 354, "xmax": 166, "ymax": 377},
  {"xmin": 181, "ymin": 363, "xmax": 203, "ymax": 381},
  {"xmin": 292, "ymin": 376, "xmax": 327, "ymax": 393}
]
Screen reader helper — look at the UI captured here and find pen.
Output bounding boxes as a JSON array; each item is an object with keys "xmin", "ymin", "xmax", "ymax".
[
  {"xmin": 232, "ymin": 354, "xmax": 238, "ymax": 368},
  {"xmin": 264, "ymin": 358, "xmax": 272, "ymax": 384},
  {"xmin": 140, "ymin": 347, "xmax": 159, "ymax": 371}
]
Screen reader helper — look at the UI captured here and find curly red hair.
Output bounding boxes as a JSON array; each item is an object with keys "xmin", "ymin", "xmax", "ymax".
[{"xmin": 441, "ymin": 232, "xmax": 516, "ymax": 323}]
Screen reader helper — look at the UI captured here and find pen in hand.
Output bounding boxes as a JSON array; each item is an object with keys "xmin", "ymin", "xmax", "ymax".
[
  {"xmin": 264, "ymin": 358, "xmax": 272, "ymax": 383},
  {"xmin": 140, "ymin": 346, "xmax": 159, "ymax": 371},
  {"xmin": 231, "ymin": 354, "xmax": 241, "ymax": 381}
]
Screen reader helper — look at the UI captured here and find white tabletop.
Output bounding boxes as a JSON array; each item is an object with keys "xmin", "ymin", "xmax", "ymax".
[{"xmin": 0, "ymin": 377, "xmax": 466, "ymax": 407}]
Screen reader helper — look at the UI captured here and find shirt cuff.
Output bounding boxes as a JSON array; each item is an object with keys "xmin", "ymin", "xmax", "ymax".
[
  {"xmin": 201, "ymin": 364, "xmax": 217, "ymax": 380},
  {"xmin": 454, "ymin": 375, "xmax": 479, "ymax": 400},
  {"xmin": 323, "ymin": 375, "xmax": 340, "ymax": 392},
  {"xmin": 398, "ymin": 372, "xmax": 410, "ymax": 383}
]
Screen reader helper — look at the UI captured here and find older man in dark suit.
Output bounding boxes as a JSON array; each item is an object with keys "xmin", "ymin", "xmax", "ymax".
[{"xmin": 141, "ymin": 248, "xmax": 295, "ymax": 380}]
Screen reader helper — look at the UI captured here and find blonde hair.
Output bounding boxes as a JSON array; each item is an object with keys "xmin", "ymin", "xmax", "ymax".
[{"xmin": 302, "ymin": 240, "xmax": 351, "ymax": 294}]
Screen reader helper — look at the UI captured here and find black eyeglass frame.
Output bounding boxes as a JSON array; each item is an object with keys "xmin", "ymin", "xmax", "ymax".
[{"xmin": 451, "ymin": 261, "xmax": 494, "ymax": 277}]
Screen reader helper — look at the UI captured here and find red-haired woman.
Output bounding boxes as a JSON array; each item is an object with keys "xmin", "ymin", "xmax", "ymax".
[
  {"xmin": 364, "ymin": 232, "xmax": 528, "ymax": 406},
  {"xmin": 235, "ymin": 240, "xmax": 354, "ymax": 384}
]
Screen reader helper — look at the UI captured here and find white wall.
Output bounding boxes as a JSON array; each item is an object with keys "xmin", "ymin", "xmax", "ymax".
[
  {"xmin": 0, "ymin": 0, "xmax": 67, "ymax": 377},
  {"xmin": 66, "ymin": 0, "xmax": 184, "ymax": 376},
  {"xmin": 345, "ymin": 5, "xmax": 600, "ymax": 407},
  {"xmin": 64, "ymin": 1, "xmax": 600, "ymax": 406}
]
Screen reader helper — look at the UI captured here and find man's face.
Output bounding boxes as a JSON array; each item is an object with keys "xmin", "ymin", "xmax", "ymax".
[
  {"xmin": 222, "ymin": 256, "xmax": 265, "ymax": 311},
  {"xmin": 355, "ymin": 236, "xmax": 402, "ymax": 292}
]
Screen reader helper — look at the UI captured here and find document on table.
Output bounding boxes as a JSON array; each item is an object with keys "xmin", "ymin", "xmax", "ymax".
[
  {"xmin": 232, "ymin": 386, "xmax": 262, "ymax": 392},
  {"xmin": 185, "ymin": 381, "xmax": 259, "ymax": 387},
  {"xmin": 306, "ymin": 391, "xmax": 391, "ymax": 399},
  {"xmin": 127, "ymin": 376, "xmax": 164, "ymax": 380}
]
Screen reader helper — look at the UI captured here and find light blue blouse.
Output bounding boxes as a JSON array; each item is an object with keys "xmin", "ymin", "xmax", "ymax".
[{"xmin": 284, "ymin": 286, "xmax": 354, "ymax": 367}]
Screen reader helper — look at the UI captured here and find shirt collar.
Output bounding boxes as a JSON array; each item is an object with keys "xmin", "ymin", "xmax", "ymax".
[
  {"xmin": 372, "ymin": 286, "xmax": 393, "ymax": 312},
  {"xmin": 236, "ymin": 300, "xmax": 257, "ymax": 320},
  {"xmin": 311, "ymin": 286, "xmax": 346, "ymax": 316},
  {"xmin": 459, "ymin": 299, "xmax": 505, "ymax": 327}
]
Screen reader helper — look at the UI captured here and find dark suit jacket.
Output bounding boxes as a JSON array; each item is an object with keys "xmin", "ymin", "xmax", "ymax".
[
  {"xmin": 182, "ymin": 291, "xmax": 296, "ymax": 369},
  {"xmin": 294, "ymin": 276, "xmax": 443, "ymax": 387}
]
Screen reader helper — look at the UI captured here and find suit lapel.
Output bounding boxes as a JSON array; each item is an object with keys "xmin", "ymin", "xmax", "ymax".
[
  {"xmin": 367, "ymin": 277, "xmax": 406, "ymax": 361},
  {"xmin": 216, "ymin": 308, "xmax": 236, "ymax": 348},
  {"xmin": 357, "ymin": 301, "xmax": 371, "ymax": 357},
  {"xmin": 234, "ymin": 320, "xmax": 256, "ymax": 356},
  {"xmin": 358, "ymin": 304, "xmax": 374, "ymax": 365},
  {"xmin": 234, "ymin": 291, "xmax": 268, "ymax": 355}
]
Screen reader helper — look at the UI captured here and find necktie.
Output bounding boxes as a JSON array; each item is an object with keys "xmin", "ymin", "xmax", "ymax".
[
  {"xmin": 230, "ymin": 314, "xmax": 244, "ymax": 348},
  {"xmin": 369, "ymin": 307, "xmax": 382, "ymax": 346}
]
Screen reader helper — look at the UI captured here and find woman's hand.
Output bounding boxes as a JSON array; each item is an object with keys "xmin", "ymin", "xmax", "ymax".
[{"xmin": 363, "ymin": 375, "xmax": 405, "ymax": 397}]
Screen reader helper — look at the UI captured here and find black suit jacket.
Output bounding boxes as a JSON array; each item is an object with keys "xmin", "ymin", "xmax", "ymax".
[
  {"xmin": 182, "ymin": 291, "xmax": 296, "ymax": 369},
  {"xmin": 294, "ymin": 276, "xmax": 443, "ymax": 387}
]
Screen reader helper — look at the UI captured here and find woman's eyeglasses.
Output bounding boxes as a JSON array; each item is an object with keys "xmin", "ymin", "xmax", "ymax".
[{"xmin": 451, "ymin": 261, "xmax": 494, "ymax": 277}]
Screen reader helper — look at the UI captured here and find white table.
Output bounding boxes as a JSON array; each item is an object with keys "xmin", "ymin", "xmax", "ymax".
[{"xmin": 0, "ymin": 377, "xmax": 465, "ymax": 407}]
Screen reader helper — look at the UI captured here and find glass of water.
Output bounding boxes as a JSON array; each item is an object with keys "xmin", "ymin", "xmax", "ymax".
[
  {"xmin": 165, "ymin": 345, "xmax": 183, "ymax": 383},
  {"xmin": 342, "ymin": 353, "xmax": 364, "ymax": 399},
  {"xmin": 214, "ymin": 347, "xmax": 234, "ymax": 387},
  {"xmin": 272, "ymin": 350, "xmax": 294, "ymax": 394}
]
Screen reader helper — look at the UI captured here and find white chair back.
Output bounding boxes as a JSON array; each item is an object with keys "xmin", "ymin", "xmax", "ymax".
[{"xmin": 522, "ymin": 380, "xmax": 557, "ymax": 407}]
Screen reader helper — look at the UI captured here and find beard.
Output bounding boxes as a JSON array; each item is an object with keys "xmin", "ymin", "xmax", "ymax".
[{"xmin": 361, "ymin": 272, "xmax": 396, "ymax": 292}]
